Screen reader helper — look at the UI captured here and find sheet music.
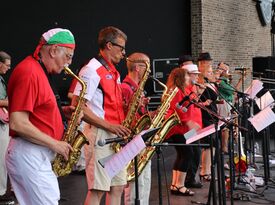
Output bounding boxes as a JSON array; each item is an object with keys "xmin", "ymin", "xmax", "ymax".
[
  {"xmin": 255, "ymin": 91, "xmax": 274, "ymax": 110},
  {"xmin": 248, "ymin": 106, "xmax": 275, "ymax": 132},
  {"xmin": 102, "ymin": 132, "xmax": 146, "ymax": 179},
  {"xmin": 245, "ymin": 79, "xmax": 263, "ymax": 99},
  {"xmin": 185, "ymin": 121, "xmax": 225, "ymax": 144}
]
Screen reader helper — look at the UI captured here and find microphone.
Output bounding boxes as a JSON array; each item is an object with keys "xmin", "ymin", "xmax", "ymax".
[
  {"xmin": 191, "ymin": 80, "xmax": 206, "ymax": 89},
  {"xmin": 176, "ymin": 92, "xmax": 193, "ymax": 109},
  {"xmin": 265, "ymin": 69, "xmax": 275, "ymax": 73},
  {"xmin": 252, "ymin": 71, "xmax": 264, "ymax": 75},
  {"xmin": 235, "ymin": 67, "xmax": 249, "ymax": 71},
  {"xmin": 98, "ymin": 136, "xmax": 129, "ymax": 146},
  {"xmin": 203, "ymin": 77, "xmax": 209, "ymax": 82},
  {"xmin": 182, "ymin": 101, "xmax": 193, "ymax": 112},
  {"xmin": 97, "ymin": 127, "xmax": 161, "ymax": 147}
]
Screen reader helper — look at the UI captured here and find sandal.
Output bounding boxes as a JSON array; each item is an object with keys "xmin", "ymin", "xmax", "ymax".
[
  {"xmin": 171, "ymin": 185, "xmax": 195, "ymax": 196},
  {"xmin": 170, "ymin": 185, "xmax": 178, "ymax": 195},
  {"xmin": 200, "ymin": 174, "xmax": 211, "ymax": 181}
]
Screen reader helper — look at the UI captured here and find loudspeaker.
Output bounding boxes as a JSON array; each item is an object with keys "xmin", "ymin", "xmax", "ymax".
[
  {"xmin": 253, "ymin": 56, "xmax": 275, "ymax": 90},
  {"xmin": 152, "ymin": 58, "xmax": 179, "ymax": 93},
  {"xmin": 253, "ymin": 56, "xmax": 275, "ymax": 74}
]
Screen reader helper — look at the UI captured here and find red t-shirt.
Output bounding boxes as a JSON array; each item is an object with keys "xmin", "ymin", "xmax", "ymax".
[
  {"xmin": 165, "ymin": 85, "xmax": 202, "ymax": 139},
  {"xmin": 121, "ymin": 75, "xmax": 147, "ymax": 127},
  {"xmin": 8, "ymin": 56, "xmax": 64, "ymax": 140},
  {"xmin": 68, "ymin": 78, "xmax": 78, "ymax": 94}
]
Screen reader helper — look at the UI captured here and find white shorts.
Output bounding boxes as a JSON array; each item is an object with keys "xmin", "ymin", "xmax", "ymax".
[
  {"xmin": 84, "ymin": 125, "xmax": 127, "ymax": 191},
  {"xmin": 5, "ymin": 137, "xmax": 59, "ymax": 205},
  {"xmin": 0, "ymin": 124, "xmax": 10, "ymax": 195}
]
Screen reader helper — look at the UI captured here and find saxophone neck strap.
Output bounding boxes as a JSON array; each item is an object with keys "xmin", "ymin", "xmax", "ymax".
[
  {"xmin": 123, "ymin": 81, "xmax": 136, "ymax": 92},
  {"xmin": 95, "ymin": 54, "xmax": 111, "ymax": 72},
  {"xmin": 34, "ymin": 56, "xmax": 67, "ymax": 127}
]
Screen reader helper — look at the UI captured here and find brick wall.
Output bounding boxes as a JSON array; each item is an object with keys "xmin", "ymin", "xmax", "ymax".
[{"xmin": 191, "ymin": 0, "xmax": 272, "ymax": 88}]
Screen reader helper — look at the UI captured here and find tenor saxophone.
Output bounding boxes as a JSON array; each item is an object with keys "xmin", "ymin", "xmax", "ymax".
[
  {"xmin": 126, "ymin": 82, "xmax": 180, "ymax": 181},
  {"xmin": 52, "ymin": 67, "xmax": 89, "ymax": 177},
  {"xmin": 112, "ymin": 59, "xmax": 151, "ymax": 152}
]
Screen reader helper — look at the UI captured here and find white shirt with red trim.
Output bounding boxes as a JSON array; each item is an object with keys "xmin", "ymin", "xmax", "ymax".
[{"xmin": 74, "ymin": 57, "xmax": 125, "ymax": 124}]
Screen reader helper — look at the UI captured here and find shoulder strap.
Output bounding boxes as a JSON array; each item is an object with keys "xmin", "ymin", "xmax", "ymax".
[
  {"xmin": 35, "ymin": 57, "xmax": 67, "ymax": 127},
  {"xmin": 123, "ymin": 81, "xmax": 136, "ymax": 92},
  {"xmin": 95, "ymin": 54, "xmax": 111, "ymax": 71}
]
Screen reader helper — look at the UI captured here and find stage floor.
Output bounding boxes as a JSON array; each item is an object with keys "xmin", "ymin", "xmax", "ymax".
[{"xmin": 57, "ymin": 145, "xmax": 275, "ymax": 205}]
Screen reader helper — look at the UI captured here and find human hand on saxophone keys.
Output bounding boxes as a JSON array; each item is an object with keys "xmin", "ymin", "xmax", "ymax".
[
  {"xmin": 62, "ymin": 105, "xmax": 84, "ymax": 125},
  {"xmin": 50, "ymin": 140, "xmax": 73, "ymax": 161},
  {"xmin": 107, "ymin": 122, "xmax": 131, "ymax": 137}
]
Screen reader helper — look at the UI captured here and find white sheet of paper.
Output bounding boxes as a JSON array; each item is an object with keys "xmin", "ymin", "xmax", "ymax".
[
  {"xmin": 255, "ymin": 91, "xmax": 274, "ymax": 110},
  {"xmin": 248, "ymin": 106, "xmax": 275, "ymax": 132},
  {"xmin": 185, "ymin": 121, "xmax": 225, "ymax": 144},
  {"xmin": 103, "ymin": 133, "xmax": 146, "ymax": 179},
  {"xmin": 245, "ymin": 79, "xmax": 263, "ymax": 99}
]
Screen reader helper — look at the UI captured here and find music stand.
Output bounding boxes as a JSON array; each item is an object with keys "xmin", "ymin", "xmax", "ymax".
[
  {"xmin": 151, "ymin": 142, "xmax": 210, "ymax": 205},
  {"xmin": 188, "ymin": 100, "xmax": 247, "ymax": 205}
]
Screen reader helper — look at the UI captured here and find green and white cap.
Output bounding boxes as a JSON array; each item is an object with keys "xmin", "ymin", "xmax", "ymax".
[{"xmin": 34, "ymin": 28, "xmax": 75, "ymax": 59}]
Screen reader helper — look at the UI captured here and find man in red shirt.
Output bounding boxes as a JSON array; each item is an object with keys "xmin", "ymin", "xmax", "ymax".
[
  {"xmin": 72, "ymin": 26, "xmax": 131, "ymax": 205},
  {"xmin": 121, "ymin": 52, "xmax": 151, "ymax": 205},
  {"xmin": 6, "ymin": 28, "xmax": 76, "ymax": 205}
]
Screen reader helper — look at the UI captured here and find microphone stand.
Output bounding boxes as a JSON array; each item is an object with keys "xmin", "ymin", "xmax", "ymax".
[
  {"xmin": 209, "ymin": 78, "xmax": 253, "ymax": 204},
  {"xmin": 190, "ymin": 100, "xmax": 247, "ymax": 205},
  {"xmin": 132, "ymin": 127, "xmax": 161, "ymax": 205},
  {"xmin": 214, "ymin": 81, "xmax": 243, "ymax": 117},
  {"xmin": 150, "ymin": 142, "xmax": 210, "ymax": 205},
  {"xmin": 134, "ymin": 155, "xmax": 140, "ymax": 205},
  {"xmin": 205, "ymin": 80, "xmax": 236, "ymax": 205}
]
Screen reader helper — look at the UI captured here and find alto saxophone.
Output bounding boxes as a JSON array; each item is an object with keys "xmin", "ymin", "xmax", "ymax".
[
  {"xmin": 112, "ymin": 60, "xmax": 151, "ymax": 152},
  {"xmin": 126, "ymin": 80, "xmax": 180, "ymax": 181},
  {"xmin": 52, "ymin": 67, "xmax": 89, "ymax": 177}
]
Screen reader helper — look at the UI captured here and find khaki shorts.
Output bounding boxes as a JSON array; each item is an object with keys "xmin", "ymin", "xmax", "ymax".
[{"xmin": 84, "ymin": 124, "xmax": 127, "ymax": 191}]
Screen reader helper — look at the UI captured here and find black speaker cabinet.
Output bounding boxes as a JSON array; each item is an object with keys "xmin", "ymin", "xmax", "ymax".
[{"xmin": 252, "ymin": 56, "xmax": 275, "ymax": 75}]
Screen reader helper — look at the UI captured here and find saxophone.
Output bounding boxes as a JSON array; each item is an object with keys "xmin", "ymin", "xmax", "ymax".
[
  {"xmin": 126, "ymin": 81, "xmax": 180, "ymax": 181},
  {"xmin": 52, "ymin": 66, "xmax": 89, "ymax": 177},
  {"xmin": 112, "ymin": 59, "xmax": 151, "ymax": 152}
]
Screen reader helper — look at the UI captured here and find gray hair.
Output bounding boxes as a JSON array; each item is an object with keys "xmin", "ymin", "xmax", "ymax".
[{"xmin": 0, "ymin": 51, "xmax": 11, "ymax": 63}]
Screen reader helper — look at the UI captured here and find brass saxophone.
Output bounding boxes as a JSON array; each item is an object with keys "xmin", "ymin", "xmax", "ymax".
[
  {"xmin": 126, "ymin": 81, "xmax": 180, "ymax": 181},
  {"xmin": 52, "ymin": 66, "xmax": 89, "ymax": 177},
  {"xmin": 112, "ymin": 59, "xmax": 151, "ymax": 152}
]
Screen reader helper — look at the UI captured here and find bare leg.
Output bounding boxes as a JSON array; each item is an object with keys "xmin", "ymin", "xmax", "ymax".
[
  {"xmin": 222, "ymin": 129, "xmax": 229, "ymax": 153},
  {"xmin": 84, "ymin": 189, "xmax": 105, "ymax": 205},
  {"xmin": 200, "ymin": 148, "xmax": 211, "ymax": 176},
  {"xmin": 175, "ymin": 171, "xmax": 194, "ymax": 195},
  {"xmin": 105, "ymin": 185, "xmax": 124, "ymax": 205}
]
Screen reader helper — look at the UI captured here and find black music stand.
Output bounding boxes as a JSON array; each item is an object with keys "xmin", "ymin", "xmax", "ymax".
[
  {"xmin": 131, "ymin": 127, "xmax": 161, "ymax": 205},
  {"xmin": 189, "ymin": 100, "xmax": 248, "ymax": 205},
  {"xmin": 98, "ymin": 127, "xmax": 160, "ymax": 205},
  {"xmin": 151, "ymin": 142, "xmax": 210, "ymax": 205}
]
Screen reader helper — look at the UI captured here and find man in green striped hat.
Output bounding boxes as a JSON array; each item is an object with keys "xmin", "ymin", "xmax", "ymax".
[{"xmin": 6, "ymin": 28, "xmax": 76, "ymax": 205}]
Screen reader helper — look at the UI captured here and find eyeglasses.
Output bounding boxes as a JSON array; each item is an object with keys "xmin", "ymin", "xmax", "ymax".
[
  {"xmin": 1, "ymin": 62, "xmax": 10, "ymax": 69},
  {"xmin": 110, "ymin": 42, "xmax": 125, "ymax": 52},
  {"xmin": 58, "ymin": 46, "xmax": 74, "ymax": 61}
]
